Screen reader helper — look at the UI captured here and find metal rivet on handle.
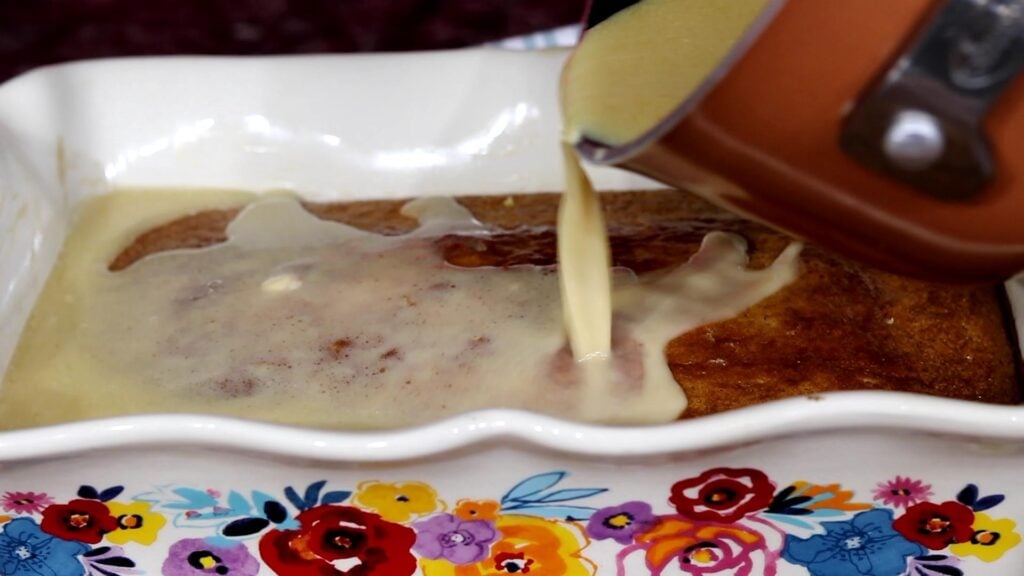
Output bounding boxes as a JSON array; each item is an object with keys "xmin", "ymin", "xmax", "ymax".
[{"xmin": 882, "ymin": 110, "xmax": 946, "ymax": 171}]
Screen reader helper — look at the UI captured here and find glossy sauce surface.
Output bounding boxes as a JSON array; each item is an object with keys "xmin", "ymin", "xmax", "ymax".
[{"xmin": 0, "ymin": 190, "xmax": 799, "ymax": 429}]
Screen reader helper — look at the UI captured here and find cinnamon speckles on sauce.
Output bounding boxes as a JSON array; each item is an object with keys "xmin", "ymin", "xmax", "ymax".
[
  {"xmin": 0, "ymin": 191, "xmax": 799, "ymax": 429},
  {"xmin": 326, "ymin": 338, "xmax": 353, "ymax": 360}
]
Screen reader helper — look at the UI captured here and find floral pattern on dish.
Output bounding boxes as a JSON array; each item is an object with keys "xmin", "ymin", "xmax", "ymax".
[{"xmin": 0, "ymin": 471, "xmax": 1014, "ymax": 575}]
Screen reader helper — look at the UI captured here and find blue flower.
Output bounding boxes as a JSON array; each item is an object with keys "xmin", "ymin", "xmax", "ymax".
[
  {"xmin": 0, "ymin": 517, "xmax": 90, "ymax": 576},
  {"xmin": 783, "ymin": 508, "xmax": 925, "ymax": 576}
]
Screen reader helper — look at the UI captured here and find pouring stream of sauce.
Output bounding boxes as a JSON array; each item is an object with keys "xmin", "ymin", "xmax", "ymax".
[
  {"xmin": 0, "ymin": 0, "xmax": 799, "ymax": 428},
  {"xmin": 557, "ymin": 0, "xmax": 776, "ymax": 411}
]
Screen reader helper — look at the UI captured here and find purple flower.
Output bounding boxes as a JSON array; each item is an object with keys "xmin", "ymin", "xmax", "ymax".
[
  {"xmin": 586, "ymin": 501, "xmax": 658, "ymax": 544},
  {"xmin": 412, "ymin": 513, "xmax": 497, "ymax": 565},
  {"xmin": 162, "ymin": 538, "xmax": 259, "ymax": 576}
]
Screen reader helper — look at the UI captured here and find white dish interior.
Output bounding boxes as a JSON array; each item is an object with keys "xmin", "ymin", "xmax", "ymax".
[{"xmin": 0, "ymin": 48, "xmax": 1021, "ymax": 461}]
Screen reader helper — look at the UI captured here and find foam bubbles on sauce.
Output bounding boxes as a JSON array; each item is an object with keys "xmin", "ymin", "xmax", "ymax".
[{"xmin": 0, "ymin": 191, "xmax": 799, "ymax": 429}]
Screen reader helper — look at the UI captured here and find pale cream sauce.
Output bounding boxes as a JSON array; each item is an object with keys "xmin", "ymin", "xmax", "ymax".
[
  {"xmin": 0, "ymin": 189, "xmax": 798, "ymax": 429},
  {"xmin": 562, "ymin": 0, "xmax": 769, "ymax": 145},
  {"xmin": 2, "ymin": 0, "xmax": 800, "ymax": 429},
  {"xmin": 556, "ymin": 0, "xmax": 777, "ymax": 411}
]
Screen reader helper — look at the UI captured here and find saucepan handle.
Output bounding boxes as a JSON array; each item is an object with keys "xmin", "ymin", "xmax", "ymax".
[{"xmin": 569, "ymin": 0, "xmax": 1024, "ymax": 281}]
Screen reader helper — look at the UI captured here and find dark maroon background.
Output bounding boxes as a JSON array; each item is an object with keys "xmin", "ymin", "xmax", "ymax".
[{"xmin": 0, "ymin": 0, "xmax": 586, "ymax": 83}]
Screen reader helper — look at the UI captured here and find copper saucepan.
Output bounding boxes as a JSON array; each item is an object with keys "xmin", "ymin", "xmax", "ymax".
[{"xmin": 565, "ymin": 0, "xmax": 1024, "ymax": 281}]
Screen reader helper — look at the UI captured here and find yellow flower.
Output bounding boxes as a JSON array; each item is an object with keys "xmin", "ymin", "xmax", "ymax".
[
  {"xmin": 951, "ymin": 512, "xmax": 1022, "ymax": 562},
  {"xmin": 104, "ymin": 501, "xmax": 166, "ymax": 546},
  {"xmin": 353, "ymin": 481, "xmax": 442, "ymax": 523},
  {"xmin": 421, "ymin": 515, "xmax": 595, "ymax": 576}
]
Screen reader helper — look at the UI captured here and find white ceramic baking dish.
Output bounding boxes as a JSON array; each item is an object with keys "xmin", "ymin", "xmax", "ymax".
[{"xmin": 1, "ymin": 49, "xmax": 1023, "ymax": 576}]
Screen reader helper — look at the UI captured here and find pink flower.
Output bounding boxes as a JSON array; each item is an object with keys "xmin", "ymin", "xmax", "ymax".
[
  {"xmin": 873, "ymin": 476, "xmax": 933, "ymax": 509},
  {"xmin": 2, "ymin": 491, "xmax": 54, "ymax": 514}
]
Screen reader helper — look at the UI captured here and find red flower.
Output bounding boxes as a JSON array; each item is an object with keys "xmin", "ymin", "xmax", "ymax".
[
  {"xmin": 494, "ymin": 551, "xmax": 534, "ymax": 573},
  {"xmin": 259, "ymin": 505, "xmax": 416, "ymax": 576},
  {"xmin": 40, "ymin": 499, "xmax": 118, "ymax": 544},
  {"xmin": 669, "ymin": 468, "xmax": 775, "ymax": 522},
  {"xmin": 894, "ymin": 501, "xmax": 975, "ymax": 550}
]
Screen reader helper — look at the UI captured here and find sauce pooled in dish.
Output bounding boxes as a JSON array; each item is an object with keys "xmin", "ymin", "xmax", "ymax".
[{"xmin": 0, "ymin": 190, "xmax": 798, "ymax": 428}]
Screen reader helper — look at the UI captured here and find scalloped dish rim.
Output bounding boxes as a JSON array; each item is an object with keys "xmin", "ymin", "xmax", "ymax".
[{"xmin": 0, "ymin": 50, "xmax": 1021, "ymax": 463}]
